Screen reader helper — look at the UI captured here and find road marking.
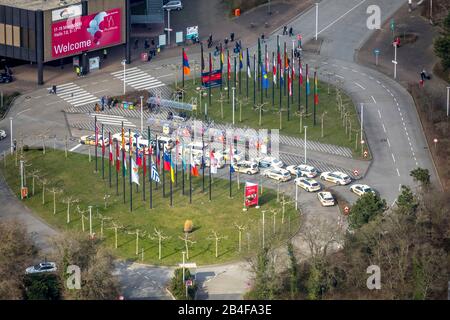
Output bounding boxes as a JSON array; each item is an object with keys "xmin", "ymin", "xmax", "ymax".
[
  {"xmin": 335, "ymin": 74, "xmax": 345, "ymax": 79},
  {"xmin": 69, "ymin": 144, "xmax": 82, "ymax": 152},
  {"xmin": 92, "ymin": 89, "xmax": 109, "ymax": 94},
  {"xmin": 354, "ymin": 82, "xmax": 366, "ymax": 90},
  {"xmin": 158, "ymin": 73, "xmax": 174, "ymax": 79},
  {"xmin": 396, "ymin": 168, "xmax": 400, "ymax": 176},
  {"xmin": 378, "ymin": 110, "xmax": 381, "ymax": 118},
  {"xmin": 399, "ymin": 184, "xmax": 401, "ymax": 191},
  {"xmin": 17, "ymin": 108, "xmax": 31, "ymax": 116},
  {"xmin": 46, "ymin": 101, "xmax": 60, "ymax": 106},
  {"xmin": 318, "ymin": 0, "xmax": 367, "ymax": 35},
  {"xmin": 392, "ymin": 153, "xmax": 396, "ymax": 163},
  {"xmin": 351, "ymin": 69, "xmax": 358, "ymax": 73},
  {"xmin": 387, "ymin": 138, "xmax": 391, "ymax": 147},
  {"xmin": 371, "ymin": 96, "xmax": 377, "ymax": 104},
  {"xmin": 382, "ymin": 123, "xmax": 386, "ymax": 133},
  {"xmin": 34, "ymin": 96, "xmax": 42, "ymax": 99}
]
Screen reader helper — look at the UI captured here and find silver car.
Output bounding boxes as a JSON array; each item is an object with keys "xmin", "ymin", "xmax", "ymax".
[
  {"xmin": 163, "ymin": 1, "xmax": 183, "ymax": 10},
  {"xmin": 25, "ymin": 262, "xmax": 57, "ymax": 274},
  {"xmin": 0, "ymin": 129, "xmax": 6, "ymax": 140}
]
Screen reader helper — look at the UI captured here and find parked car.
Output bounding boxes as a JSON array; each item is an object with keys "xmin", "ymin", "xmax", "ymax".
[
  {"xmin": 0, "ymin": 73, "xmax": 13, "ymax": 83},
  {"xmin": 254, "ymin": 156, "xmax": 284, "ymax": 169},
  {"xmin": 262, "ymin": 168, "xmax": 291, "ymax": 182},
  {"xmin": 216, "ymin": 148, "xmax": 243, "ymax": 162},
  {"xmin": 320, "ymin": 171, "xmax": 352, "ymax": 185},
  {"xmin": 286, "ymin": 164, "xmax": 318, "ymax": 178},
  {"xmin": 162, "ymin": 1, "xmax": 183, "ymax": 10},
  {"xmin": 295, "ymin": 177, "xmax": 321, "ymax": 192},
  {"xmin": 25, "ymin": 262, "xmax": 57, "ymax": 274},
  {"xmin": 233, "ymin": 161, "xmax": 259, "ymax": 175},
  {"xmin": 350, "ymin": 184, "xmax": 376, "ymax": 197},
  {"xmin": 80, "ymin": 134, "xmax": 108, "ymax": 146},
  {"xmin": 317, "ymin": 191, "xmax": 335, "ymax": 206},
  {"xmin": 0, "ymin": 129, "xmax": 6, "ymax": 140}
]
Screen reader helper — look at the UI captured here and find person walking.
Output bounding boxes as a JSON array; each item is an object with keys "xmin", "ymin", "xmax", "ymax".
[
  {"xmin": 289, "ymin": 27, "xmax": 293, "ymax": 37},
  {"xmin": 224, "ymin": 37, "xmax": 229, "ymax": 48},
  {"xmin": 230, "ymin": 32, "xmax": 235, "ymax": 42},
  {"xmin": 52, "ymin": 85, "xmax": 57, "ymax": 95},
  {"xmin": 103, "ymin": 48, "xmax": 108, "ymax": 59},
  {"xmin": 283, "ymin": 26, "xmax": 288, "ymax": 35}
]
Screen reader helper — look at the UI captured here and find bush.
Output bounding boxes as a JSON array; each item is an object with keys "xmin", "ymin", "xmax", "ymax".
[
  {"xmin": 23, "ymin": 273, "xmax": 61, "ymax": 300},
  {"xmin": 169, "ymin": 268, "xmax": 197, "ymax": 300}
]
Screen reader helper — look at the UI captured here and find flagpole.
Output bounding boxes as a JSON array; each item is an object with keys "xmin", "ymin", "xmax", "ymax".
[
  {"xmin": 162, "ymin": 150, "xmax": 166, "ymax": 198},
  {"xmin": 234, "ymin": 56, "xmax": 237, "ymax": 99},
  {"xmin": 288, "ymin": 66, "xmax": 290, "ymax": 121},
  {"xmin": 155, "ymin": 134, "xmax": 159, "ymax": 190},
  {"xmin": 209, "ymin": 145, "xmax": 212, "ymax": 201},
  {"xmin": 108, "ymin": 131, "xmax": 111, "ymax": 187},
  {"xmin": 169, "ymin": 151, "xmax": 173, "ymax": 207},
  {"xmin": 246, "ymin": 48, "xmax": 249, "ymax": 98},
  {"xmin": 305, "ymin": 64, "xmax": 309, "ymax": 114},
  {"xmin": 291, "ymin": 48, "xmax": 295, "ymax": 105},
  {"xmin": 143, "ymin": 148, "xmax": 146, "ymax": 202},
  {"xmin": 202, "ymin": 136, "xmax": 206, "ymax": 193},
  {"xmin": 189, "ymin": 148, "xmax": 192, "ymax": 204},
  {"xmin": 115, "ymin": 140, "xmax": 119, "ymax": 196},
  {"xmin": 148, "ymin": 127, "xmax": 153, "ymax": 209},
  {"xmin": 129, "ymin": 129, "xmax": 132, "ymax": 212},
  {"xmin": 272, "ymin": 52, "xmax": 275, "ymax": 108},
  {"xmin": 227, "ymin": 50, "xmax": 230, "ymax": 102},
  {"xmin": 239, "ymin": 52, "xmax": 242, "ymax": 95},
  {"xmin": 253, "ymin": 54, "xmax": 256, "ymax": 106},
  {"xmin": 219, "ymin": 43, "xmax": 223, "ymax": 91},
  {"xmin": 284, "ymin": 42, "xmax": 287, "ymax": 96},
  {"xmin": 182, "ymin": 48, "xmax": 185, "ymax": 88},
  {"xmin": 182, "ymin": 143, "xmax": 185, "ymax": 196},
  {"xmin": 209, "ymin": 52, "xmax": 212, "ymax": 109},
  {"xmin": 95, "ymin": 116, "xmax": 98, "ymax": 173},
  {"xmin": 229, "ymin": 147, "xmax": 232, "ymax": 199},
  {"xmin": 265, "ymin": 44, "xmax": 268, "ymax": 98},
  {"xmin": 314, "ymin": 71, "xmax": 317, "ymax": 126},
  {"xmin": 101, "ymin": 124, "xmax": 104, "ymax": 179},
  {"xmin": 260, "ymin": 50, "xmax": 263, "ymax": 105},
  {"xmin": 298, "ymin": 56, "xmax": 301, "ymax": 112}
]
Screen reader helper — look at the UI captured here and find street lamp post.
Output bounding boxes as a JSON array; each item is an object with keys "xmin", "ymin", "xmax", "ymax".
[
  {"xmin": 304, "ymin": 126, "xmax": 307, "ymax": 164},
  {"xmin": 122, "ymin": 59, "xmax": 127, "ymax": 95},
  {"xmin": 9, "ymin": 117, "xmax": 13, "ymax": 154},
  {"xmin": 433, "ymin": 138, "xmax": 438, "ymax": 151},
  {"xmin": 295, "ymin": 183, "xmax": 298, "ymax": 210},
  {"xmin": 262, "ymin": 210, "xmax": 265, "ymax": 249},
  {"xmin": 140, "ymin": 96, "xmax": 144, "ymax": 134},
  {"xmin": 20, "ymin": 159, "xmax": 24, "ymax": 199},
  {"xmin": 360, "ymin": 103, "xmax": 364, "ymax": 143},
  {"xmin": 182, "ymin": 251, "xmax": 186, "ymax": 297},
  {"xmin": 392, "ymin": 43, "xmax": 398, "ymax": 79},
  {"xmin": 166, "ymin": 9, "xmax": 172, "ymax": 45}
]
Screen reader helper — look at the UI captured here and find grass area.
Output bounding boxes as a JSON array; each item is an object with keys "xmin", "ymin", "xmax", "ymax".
[
  {"xmin": 177, "ymin": 71, "xmax": 361, "ymax": 154},
  {"xmin": 1, "ymin": 149, "xmax": 300, "ymax": 266}
]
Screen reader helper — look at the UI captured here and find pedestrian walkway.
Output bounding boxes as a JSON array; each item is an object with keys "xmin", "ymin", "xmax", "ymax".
[
  {"xmin": 47, "ymin": 82, "xmax": 99, "ymax": 107},
  {"xmin": 90, "ymin": 113, "xmax": 136, "ymax": 128},
  {"xmin": 280, "ymin": 135, "xmax": 353, "ymax": 158},
  {"xmin": 111, "ymin": 67, "xmax": 166, "ymax": 92}
]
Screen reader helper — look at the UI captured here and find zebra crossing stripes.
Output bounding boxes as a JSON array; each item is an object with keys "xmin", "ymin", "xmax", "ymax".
[
  {"xmin": 279, "ymin": 135, "xmax": 353, "ymax": 158},
  {"xmin": 111, "ymin": 67, "xmax": 166, "ymax": 91},
  {"xmin": 48, "ymin": 82, "xmax": 99, "ymax": 107},
  {"xmin": 91, "ymin": 113, "xmax": 136, "ymax": 128}
]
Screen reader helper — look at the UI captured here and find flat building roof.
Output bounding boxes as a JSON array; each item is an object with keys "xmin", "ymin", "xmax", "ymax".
[{"xmin": 0, "ymin": 0, "xmax": 81, "ymax": 11}]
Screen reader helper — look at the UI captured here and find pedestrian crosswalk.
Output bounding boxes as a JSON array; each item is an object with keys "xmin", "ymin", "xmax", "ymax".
[
  {"xmin": 48, "ymin": 82, "xmax": 99, "ymax": 107},
  {"xmin": 91, "ymin": 113, "xmax": 136, "ymax": 128},
  {"xmin": 280, "ymin": 135, "xmax": 353, "ymax": 158},
  {"xmin": 111, "ymin": 67, "xmax": 166, "ymax": 92}
]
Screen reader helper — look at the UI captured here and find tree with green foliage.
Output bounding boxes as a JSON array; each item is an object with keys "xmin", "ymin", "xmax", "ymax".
[
  {"xmin": 434, "ymin": 12, "xmax": 450, "ymax": 70},
  {"xmin": 348, "ymin": 193, "xmax": 387, "ymax": 230},
  {"xmin": 287, "ymin": 242, "xmax": 299, "ymax": 299},
  {"xmin": 23, "ymin": 273, "xmax": 61, "ymax": 300},
  {"xmin": 169, "ymin": 268, "xmax": 197, "ymax": 300},
  {"xmin": 410, "ymin": 167, "xmax": 431, "ymax": 187},
  {"xmin": 397, "ymin": 185, "xmax": 419, "ymax": 214}
]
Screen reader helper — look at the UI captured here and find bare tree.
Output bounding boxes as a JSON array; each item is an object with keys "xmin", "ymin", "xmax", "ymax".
[
  {"xmin": 234, "ymin": 224, "xmax": 246, "ymax": 253},
  {"xmin": 178, "ymin": 233, "xmax": 196, "ymax": 260},
  {"xmin": 208, "ymin": 230, "xmax": 227, "ymax": 258},
  {"xmin": 127, "ymin": 229, "xmax": 147, "ymax": 256},
  {"xmin": 39, "ymin": 177, "xmax": 49, "ymax": 205},
  {"xmin": 149, "ymin": 228, "xmax": 170, "ymax": 260},
  {"xmin": 28, "ymin": 169, "xmax": 40, "ymax": 196},
  {"xmin": 49, "ymin": 187, "xmax": 63, "ymax": 215},
  {"xmin": 106, "ymin": 221, "xmax": 124, "ymax": 249},
  {"xmin": 62, "ymin": 196, "xmax": 80, "ymax": 224}
]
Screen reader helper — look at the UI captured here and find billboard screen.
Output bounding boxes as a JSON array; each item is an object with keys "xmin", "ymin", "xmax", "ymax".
[{"xmin": 51, "ymin": 8, "xmax": 122, "ymax": 59}]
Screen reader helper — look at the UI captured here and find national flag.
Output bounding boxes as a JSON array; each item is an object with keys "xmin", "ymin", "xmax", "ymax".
[
  {"xmin": 183, "ymin": 50, "xmax": 190, "ymax": 75},
  {"xmin": 151, "ymin": 164, "xmax": 161, "ymax": 183},
  {"xmin": 262, "ymin": 64, "xmax": 269, "ymax": 89},
  {"xmin": 109, "ymin": 132, "xmax": 113, "ymax": 162},
  {"xmin": 227, "ymin": 51, "xmax": 231, "ymax": 80},
  {"xmin": 314, "ymin": 72, "xmax": 319, "ymax": 105},
  {"xmin": 230, "ymin": 163, "xmax": 235, "ymax": 173},
  {"xmin": 143, "ymin": 149, "xmax": 147, "ymax": 177},
  {"xmin": 246, "ymin": 48, "xmax": 251, "ymax": 78},
  {"xmin": 273, "ymin": 54, "xmax": 277, "ymax": 84},
  {"xmin": 292, "ymin": 57, "xmax": 295, "ymax": 79},
  {"xmin": 95, "ymin": 125, "xmax": 99, "ymax": 147},
  {"xmin": 163, "ymin": 151, "xmax": 171, "ymax": 171},
  {"xmin": 121, "ymin": 127, "xmax": 125, "ymax": 150},
  {"xmin": 131, "ymin": 158, "xmax": 140, "ymax": 185},
  {"xmin": 201, "ymin": 42, "xmax": 205, "ymax": 71},
  {"xmin": 239, "ymin": 51, "xmax": 243, "ymax": 70},
  {"xmin": 265, "ymin": 50, "xmax": 269, "ymax": 73},
  {"xmin": 306, "ymin": 69, "xmax": 310, "ymax": 95},
  {"xmin": 101, "ymin": 133, "xmax": 105, "ymax": 156},
  {"xmin": 170, "ymin": 153, "xmax": 175, "ymax": 183},
  {"xmin": 135, "ymin": 134, "xmax": 142, "ymax": 167},
  {"xmin": 299, "ymin": 62, "xmax": 303, "ymax": 85},
  {"xmin": 210, "ymin": 150, "xmax": 217, "ymax": 174},
  {"xmin": 122, "ymin": 149, "xmax": 127, "ymax": 176},
  {"xmin": 116, "ymin": 141, "xmax": 120, "ymax": 172},
  {"xmin": 288, "ymin": 68, "xmax": 292, "ymax": 96},
  {"xmin": 220, "ymin": 46, "xmax": 224, "ymax": 69},
  {"xmin": 190, "ymin": 153, "xmax": 199, "ymax": 177}
]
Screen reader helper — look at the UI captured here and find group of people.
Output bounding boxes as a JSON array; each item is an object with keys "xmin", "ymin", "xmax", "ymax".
[{"xmin": 282, "ymin": 26, "xmax": 294, "ymax": 37}]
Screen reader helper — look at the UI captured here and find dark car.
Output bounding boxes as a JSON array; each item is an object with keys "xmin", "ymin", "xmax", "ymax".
[{"xmin": 0, "ymin": 73, "xmax": 12, "ymax": 83}]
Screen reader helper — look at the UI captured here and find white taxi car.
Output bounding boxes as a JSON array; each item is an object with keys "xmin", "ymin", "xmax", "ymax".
[
  {"xmin": 317, "ymin": 191, "xmax": 335, "ymax": 206},
  {"xmin": 295, "ymin": 177, "xmax": 321, "ymax": 192},
  {"xmin": 350, "ymin": 184, "xmax": 376, "ymax": 197},
  {"xmin": 233, "ymin": 161, "xmax": 259, "ymax": 175},
  {"xmin": 320, "ymin": 171, "xmax": 352, "ymax": 185},
  {"xmin": 286, "ymin": 164, "xmax": 318, "ymax": 178},
  {"xmin": 262, "ymin": 168, "xmax": 291, "ymax": 182}
]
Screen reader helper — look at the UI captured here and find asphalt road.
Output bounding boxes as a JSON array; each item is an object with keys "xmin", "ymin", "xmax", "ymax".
[{"xmin": 0, "ymin": 0, "xmax": 437, "ymax": 300}]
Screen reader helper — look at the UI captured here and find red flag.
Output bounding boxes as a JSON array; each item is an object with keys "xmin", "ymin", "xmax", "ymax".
[
  {"xmin": 109, "ymin": 132, "xmax": 113, "ymax": 162},
  {"xmin": 95, "ymin": 125, "xmax": 99, "ymax": 147},
  {"xmin": 299, "ymin": 62, "xmax": 303, "ymax": 86},
  {"xmin": 288, "ymin": 68, "xmax": 292, "ymax": 96},
  {"xmin": 143, "ymin": 148, "xmax": 147, "ymax": 177},
  {"xmin": 115, "ymin": 141, "xmax": 120, "ymax": 172},
  {"xmin": 227, "ymin": 52, "xmax": 231, "ymax": 80},
  {"xmin": 101, "ymin": 135, "xmax": 105, "ymax": 156}
]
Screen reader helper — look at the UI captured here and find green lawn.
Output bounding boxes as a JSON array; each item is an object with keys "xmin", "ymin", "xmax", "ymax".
[
  {"xmin": 1, "ymin": 150, "xmax": 300, "ymax": 266},
  {"xmin": 178, "ymin": 71, "xmax": 361, "ymax": 156}
]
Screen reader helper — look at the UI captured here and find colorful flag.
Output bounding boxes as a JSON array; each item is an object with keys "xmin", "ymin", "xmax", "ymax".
[
  {"xmin": 239, "ymin": 51, "xmax": 243, "ymax": 70},
  {"xmin": 190, "ymin": 152, "xmax": 199, "ymax": 177},
  {"xmin": 135, "ymin": 134, "xmax": 142, "ymax": 167},
  {"xmin": 227, "ymin": 51, "xmax": 231, "ymax": 80},
  {"xmin": 131, "ymin": 158, "xmax": 140, "ymax": 185},
  {"xmin": 170, "ymin": 153, "xmax": 175, "ymax": 183},
  {"xmin": 143, "ymin": 149, "xmax": 147, "ymax": 177},
  {"xmin": 246, "ymin": 48, "xmax": 251, "ymax": 78},
  {"xmin": 151, "ymin": 164, "xmax": 161, "ymax": 183},
  {"xmin": 299, "ymin": 61, "xmax": 303, "ymax": 86},
  {"xmin": 292, "ymin": 57, "xmax": 295, "ymax": 79},
  {"xmin": 288, "ymin": 68, "xmax": 292, "ymax": 96},
  {"xmin": 121, "ymin": 126, "xmax": 125, "ymax": 150},
  {"xmin": 95, "ymin": 125, "xmax": 99, "ymax": 147},
  {"xmin": 265, "ymin": 50, "xmax": 269, "ymax": 73},
  {"xmin": 220, "ymin": 46, "xmax": 224, "ymax": 69},
  {"xmin": 109, "ymin": 133, "xmax": 113, "ymax": 162},
  {"xmin": 163, "ymin": 151, "xmax": 171, "ymax": 171},
  {"xmin": 183, "ymin": 50, "xmax": 190, "ymax": 75},
  {"xmin": 306, "ymin": 67, "xmax": 310, "ymax": 95},
  {"xmin": 273, "ymin": 54, "xmax": 277, "ymax": 84},
  {"xmin": 116, "ymin": 140, "xmax": 120, "ymax": 172},
  {"xmin": 314, "ymin": 71, "xmax": 319, "ymax": 105},
  {"xmin": 262, "ymin": 64, "xmax": 269, "ymax": 89}
]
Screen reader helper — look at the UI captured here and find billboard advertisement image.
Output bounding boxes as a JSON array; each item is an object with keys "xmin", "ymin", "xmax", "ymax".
[
  {"xmin": 244, "ymin": 182, "xmax": 259, "ymax": 208},
  {"xmin": 51, "ymin": 8, "xmax": 122, "ymax": 59}
]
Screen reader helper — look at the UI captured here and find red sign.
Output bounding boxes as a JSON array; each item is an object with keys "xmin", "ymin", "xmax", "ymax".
[
  {"xmin": 344, "ymin": 206, "xmax": 350, "ymax": 215},
  {"xmin": 353, "ymin": 169, "xmax": 359, "ymax": 176},
  {"xmin": 244, "ymin": 182, "xmax": 259, "ymax": 207},
  {"xmin": 51, "ymin": 8, "xmax": 122, "ymax": 59}
]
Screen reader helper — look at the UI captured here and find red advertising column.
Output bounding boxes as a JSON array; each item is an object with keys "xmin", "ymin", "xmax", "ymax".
[{"xmin": 244, "ymin": 182, "xmax": 259, "ymax": 211}]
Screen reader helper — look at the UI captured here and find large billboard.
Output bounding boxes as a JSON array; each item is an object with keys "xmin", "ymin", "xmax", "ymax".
[{"xmin": 51, "ymin": 8, "xmax": 122, "ymax": 59}]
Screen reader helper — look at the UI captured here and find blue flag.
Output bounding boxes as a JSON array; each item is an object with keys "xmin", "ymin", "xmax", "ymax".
[
  {"xmin": 151, "ymin": 164, "xmax": 161, "ymax": 183},
  {"xmin": 262, "ymin": 64, "xmax": 269, "ymax": 89}
]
